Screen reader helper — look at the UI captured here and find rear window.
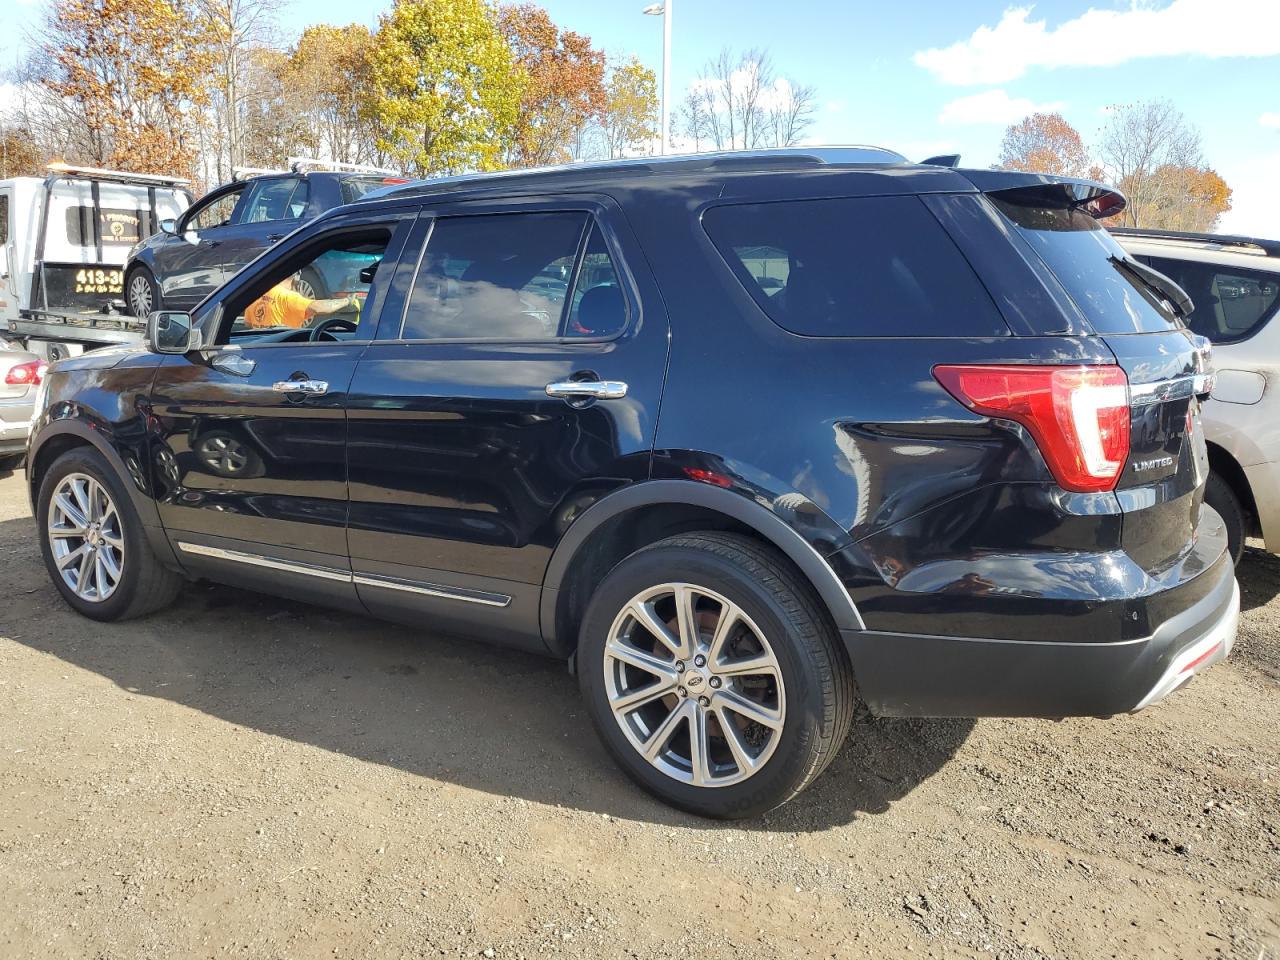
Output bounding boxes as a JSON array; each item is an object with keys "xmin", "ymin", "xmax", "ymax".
[
  {"xmin": 1139, "ymin": 255, "xmax": 1279, "ymax": 344},
  {"xmin": 989, "ymin": 189, "xmax": 1183, "ymax": 335},
  {"xmin": 65, "ymin": 206, "xmax": 150, "ymax": 246},
  {"xmin": 703, "ymin": 196, "xmax": 1008, "ymax": 337}
]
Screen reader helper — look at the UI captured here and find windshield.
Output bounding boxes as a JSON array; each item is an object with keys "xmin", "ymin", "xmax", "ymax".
[{"xmin": 989, "ymin": 188, "xmax": 1185, "ymax": 335}]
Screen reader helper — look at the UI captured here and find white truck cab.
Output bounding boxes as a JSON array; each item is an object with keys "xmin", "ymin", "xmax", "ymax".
[{"xmin": 0, "ymin": 164, "xmax": 189, "ymax": 359}]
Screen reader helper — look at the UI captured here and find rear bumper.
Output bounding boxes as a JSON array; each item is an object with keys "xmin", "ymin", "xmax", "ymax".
[
  {"xmin": 0, "ymin": 397, "xmax": 34, "ymax": 453},
  {"xmin": 843, "ymin": 553, "xmax": 1239, "ymax": 718}
]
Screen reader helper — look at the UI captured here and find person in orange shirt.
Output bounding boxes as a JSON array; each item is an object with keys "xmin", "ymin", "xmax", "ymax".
[{"xmin": 243, "ymin": 275, "xmax": 360, "ymax": 329}]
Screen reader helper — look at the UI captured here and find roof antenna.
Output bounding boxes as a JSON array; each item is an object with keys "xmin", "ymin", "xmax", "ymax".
[{"xmin": 921, "ymin": 154, "xmax": 961, "ymax": 168}]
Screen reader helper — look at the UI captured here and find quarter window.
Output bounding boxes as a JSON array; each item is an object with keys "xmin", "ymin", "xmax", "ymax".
[
  {"xmin": 0, "ymin": 195, "xmax": 8, "ymax": 244},
  {"xmin": 402, "ymin": 212, "xmax": 627, "ymax": 341},
  {"xmin": 703, "ymin": 196, "xmax": 1008, "ymax": 337},
  {"xmin": 1142, "ymin": 256, "xmax": 1280, "ymax": 344}
]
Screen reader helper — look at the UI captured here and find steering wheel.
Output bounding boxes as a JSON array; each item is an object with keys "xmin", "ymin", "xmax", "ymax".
[{"xmin": 308, "ymin": 316, "xmax": 359, "ymax": 341}]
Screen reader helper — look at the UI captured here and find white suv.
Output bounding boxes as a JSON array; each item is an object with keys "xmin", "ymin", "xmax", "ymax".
[{"xmin": 1114, "ymin": 228, "xmax": 1280, "ymax": 562}]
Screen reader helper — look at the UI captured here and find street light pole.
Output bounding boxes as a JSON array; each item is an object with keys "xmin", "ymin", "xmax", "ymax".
[{"xmin": 642, "ymin": 1, "xmax": 672, "ymax": 155}]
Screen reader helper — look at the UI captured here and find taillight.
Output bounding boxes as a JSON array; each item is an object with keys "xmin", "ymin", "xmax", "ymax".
[
  {"xmin": 933, "ymin": 364, "xmax": 1131, "ymax": 493},
  {"xmin": 5, "ymin": 360, "xmax": 47, "ymax": 386}
]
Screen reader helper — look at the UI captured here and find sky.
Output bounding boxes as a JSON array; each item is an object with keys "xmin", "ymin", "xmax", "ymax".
[{"xmin": 2, "ymin": 0, "xmax": 1277, "ymax": 235}]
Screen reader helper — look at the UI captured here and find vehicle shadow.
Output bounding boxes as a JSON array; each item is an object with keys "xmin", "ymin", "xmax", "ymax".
[
  {"xmin": 0, "ymin": 516, "xmax": 972, "ymax": 831},
  {"xmin": 1239, "ymin": 543, "xmax": 1280, "ymax": 612}
]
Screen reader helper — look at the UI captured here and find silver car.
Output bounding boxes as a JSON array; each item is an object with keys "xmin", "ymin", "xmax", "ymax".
[
  {"xmin": 0, "ymin": 341, "xmax": 45, "ymax": 471},
  {"xmin": 1114, "ymin": 228, "xmax": 1280, "ymax": 562}
]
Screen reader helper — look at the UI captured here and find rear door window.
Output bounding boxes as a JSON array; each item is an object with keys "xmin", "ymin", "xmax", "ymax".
[
  {"xmin": 242, "ymin": 178, "xmax": 307, "ymax": 223},
  {"xmin": 702, "ymin": 195, "xmax": 1008, "ymax": 337},
  {"xmin": 989, "ymin": 188, "xmax": 1183, "ymax": 335},
  {"xmin": 1141, "ymin": 256, "xmax": 1279, "ymax": 344},
  {"xmin": 402, "ymin": 211, "xmax": 627, "ymax": 341}
]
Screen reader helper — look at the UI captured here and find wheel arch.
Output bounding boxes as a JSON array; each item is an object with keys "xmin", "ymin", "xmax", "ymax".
[
  {"xmin": 28, "ymin": 420, "xmax": 180, "ymax": 570},
  {"xmin": 539, "ymin": 480, "xmax": 864, "ymax": 659},
  {"xmin": 1206, "ymin": 440, "xmax": 1260, "ymax": 538}
]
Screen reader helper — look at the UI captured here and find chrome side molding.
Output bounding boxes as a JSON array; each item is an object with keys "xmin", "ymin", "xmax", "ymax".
[{"xmin": 175, "ymin": 541, "xmax": 512, "ymax": 608}]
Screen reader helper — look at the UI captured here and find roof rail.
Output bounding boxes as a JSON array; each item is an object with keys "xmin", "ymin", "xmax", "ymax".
[
  {"xmin": 45, "ymin": 162, "xmax": 190, "ymax": 187},
  {"xmin": 287, "ymin": 157, "xmax": 403, "ymax": 176},
  {"xmin": 1109, "ymin": 227, "xmax": 1280, "ymax": 257},
  {"xmin": 232, "ymin": 166, "xmax": 289, "ymax": 181},
  {"xmin": 372, "ymin": 145, "xmax": 908, "ymax": 200}
]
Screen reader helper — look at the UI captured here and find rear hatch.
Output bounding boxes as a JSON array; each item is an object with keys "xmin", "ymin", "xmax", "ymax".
[{"xmin": 984, "ymin": 184, "xmax": 1211, "ymax": 576}]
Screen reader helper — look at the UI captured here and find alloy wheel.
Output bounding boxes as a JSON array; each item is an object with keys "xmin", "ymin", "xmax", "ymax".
[
  {"xmin": 603, "ymin": 583, "xmax": 785, "ymax": 787},
  {"xmin": 48, "ymin": 473, "xmax": 125, "ymax": 602},
  {"xmin": 198, "ymin": 434, "xmax": 249, "ymax": 476}
]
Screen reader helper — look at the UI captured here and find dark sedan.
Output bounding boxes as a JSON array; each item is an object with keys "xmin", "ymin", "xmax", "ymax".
[{"xmin": 123, "ymin": 169, "xmax": 407, "ymax": 317}]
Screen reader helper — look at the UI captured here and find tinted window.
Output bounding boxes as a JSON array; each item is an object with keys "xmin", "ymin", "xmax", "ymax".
[
  {"xmin": 0, "ymin": 195, "xmax": 8, "ymax": 244},
  {"xmin": 1143, "ymin": 256, "xmax": 1279, "ymax": 344},
  {"xmin": 242, "ymin": 178, "xmax": 306, "ymax": 223},
  {"xmin": 65, "ymin": 207, "xmax": 149, "ymax": 246},
  {"xmin": 342, "ymin": 177, "xmax": 408, "ymax": 204},
  {"xmin": 703, "ymin": 196, "xmax": 1008, "ymax": 337},
  {"xmin": 566, "ymin": 227, "xmax": 627, "ymax": 337},
  {"xmin": 403, "ymin": 212, "xmax": 601, "ymax": 340},
  {"xmin": 187, "ymin": 189, "xmax": 243, "ymax": 231},
  {"xmin": 990, "ymin": 189, "xmax": 1182, "ymax": 334}
]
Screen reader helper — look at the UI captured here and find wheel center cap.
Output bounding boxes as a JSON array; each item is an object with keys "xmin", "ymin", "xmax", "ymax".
[{"xmin": 682, "ymin": 670, "xmax": 708, "ymax": 692}]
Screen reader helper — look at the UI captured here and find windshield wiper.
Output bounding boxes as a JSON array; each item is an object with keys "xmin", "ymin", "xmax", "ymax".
[{"xmin": 1109, "ymin": 254, "xmax": 1195, "ymax": 319}]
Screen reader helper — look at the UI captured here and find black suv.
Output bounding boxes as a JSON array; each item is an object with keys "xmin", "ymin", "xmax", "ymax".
[
  {"xmin": 124, "ymin": 167, "xmax": 407, "ymax": 317},
  {"xmin": 27, "ymin": 148, "xmax": 1239, "ymax": 818}
]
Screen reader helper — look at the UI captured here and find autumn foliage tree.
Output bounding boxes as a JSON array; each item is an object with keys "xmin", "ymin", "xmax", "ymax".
[
  {"xmin": 38, "ymin": 0, "xmax": 219, "ymax": 178},
  {"xmin": 498, "ymin": 4, "xmax": 606, "ymax": 167},
  {"xmin": 368, "ymin": 0, "xmax": 524, "ymax": 177},
  {"xmin": 599, "ymin": 57, "xmax": 659, "ymax": 159},
  {"xmin": 998, "ymin": 112, "xmax": 1092, "ymax": 178}
]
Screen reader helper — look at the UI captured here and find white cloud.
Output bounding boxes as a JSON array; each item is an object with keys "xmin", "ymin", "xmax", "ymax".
[
  {"xmin": 1217, "ymin": 150, "xmax": 1280, "ymax": 238},
  {"xmin": 939, "ymin": 89, "xmax": 1063, "ymax": 126},
  {"xmin": 1261, "ymin": 112, "xmax": 1280, "ymax": 129},
  {"xmin": 915, "ymin": 1, "xmax": 1280, "ymax": 86}
]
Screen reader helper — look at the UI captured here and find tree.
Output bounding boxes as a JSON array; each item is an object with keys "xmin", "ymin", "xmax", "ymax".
[
  {"xmin": 367, "ymin": 0, "xmax": 524, "ymax": 177},
  {"xmin": 199, "ymin": 0, "xmax": 283, "ymax": 180},
  {"xmin": 1099, "ymin": 100, "xmax": 1204, "ymax": 228},
  {"xmin": 599, "ymin": 56, "xmax": 658, "ymax": 159},
  {"xmin": 284, "ymin": 24, "xmax": 387, "ymax": 166},
  {"xmin": 37, "ymin": 0, "xmax": 219, "ymax": 177},
  {"xmin": 0, "ymin": 127, "xmax": 46, "ymax": 178},
  {"xmin": 1117, "ymin": 164, "xmax": 1232, "ymax": 232},
  {"xmin": 679, "ymin": 48, "xmax": 815, "ymax": 151},
  {"xmin": 999, "ymin": 112, "xmax": 1092, "ymax": 177},
  {"xmin": 498, "ymin": 4, "xmax": 606, "ymax": 167}
]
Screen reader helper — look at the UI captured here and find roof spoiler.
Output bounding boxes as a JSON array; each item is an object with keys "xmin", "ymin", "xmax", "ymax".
[
  {"xmin": 962, "ymin": 169, "xmax": 1126, "ymax": 220},
  {"xmin": 920, "ymin": 154, "xmax": 961, "ymax": 168},
  {"xmin": 1109, "ymin": 227, "xmax": 1280, "ymax": 258}
]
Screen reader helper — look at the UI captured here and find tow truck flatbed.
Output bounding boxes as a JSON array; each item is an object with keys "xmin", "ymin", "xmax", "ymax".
[{"xmin": 8, "ymin": 310, "xmax": 145, "ymax": 346}]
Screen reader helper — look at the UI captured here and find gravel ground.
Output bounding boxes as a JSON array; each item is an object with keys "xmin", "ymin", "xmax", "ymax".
[{"xmin": 0, "ymin": 468, "xmax": 1277, "ymax": 960}]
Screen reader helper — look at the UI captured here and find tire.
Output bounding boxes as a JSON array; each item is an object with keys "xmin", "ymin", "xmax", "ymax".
[
  {"xmin": 1204, "ymin": 470, "xmax": 1246, "ymax": 566},
  {"xmin": 294, "ymin": 268, "xmax": 327, "ymax": 301},
  {"xmin": 37, "ymin": 447, "xmax": 183, "ymax": 621},
  {"xmin": 126, "ymin": 265, "xmax": 160, "ymax": 318},
  {"xmin": 577, "ymin": 532, "xmax": 855, "ymax": 819}
]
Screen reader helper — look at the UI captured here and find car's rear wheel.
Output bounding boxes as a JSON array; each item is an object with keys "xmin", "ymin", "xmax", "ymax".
[
  {"xmin": 126, "ymin": 266, "xmax": 160, "ymax": 318},
  {"xmin": 37, "ymin": 448, "xmax": 183, "ymax": 621},
  {"xmin": 1204, "ymin": 470, "xmax": 1246, "ymax": 565},
  {"xmin": 578, "ymin": 532, "xmax": 855, "ymax": 819}
]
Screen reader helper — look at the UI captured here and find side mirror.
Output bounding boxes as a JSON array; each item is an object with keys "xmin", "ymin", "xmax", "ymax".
[
  {"xmin": 159, "ymin": 218, "xmax": 178, "ymax": 236},
  {"xmin": 146, "ymin": 311, "xmax": 198, "ymax": 354}
]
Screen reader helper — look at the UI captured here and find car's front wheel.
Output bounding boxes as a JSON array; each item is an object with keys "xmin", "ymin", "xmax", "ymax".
[
  {"xmin": 37, "ymin": 447, "xmax": 183, "ymax": 621},
  {"xmin": 125, "ymin": 266, "xmax": 160, "ymax": 318},
  {"xmin": 578, "ymin": 532, "xmax": 855, "ymax": 818}
]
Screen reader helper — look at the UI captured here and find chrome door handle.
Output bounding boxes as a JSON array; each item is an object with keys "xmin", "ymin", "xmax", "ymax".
[
  {"xmin": 273, "ymin": 378, "xmax": 328, "ymax": 396},
  {"xmin": 545, "ymin": 380, "xmax": 628, "ymax": 400}
]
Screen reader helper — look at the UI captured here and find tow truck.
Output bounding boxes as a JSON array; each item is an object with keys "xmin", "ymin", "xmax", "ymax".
[{"xmin": 0, "ymin": 163, "xmax": 191, "ymax": 359}]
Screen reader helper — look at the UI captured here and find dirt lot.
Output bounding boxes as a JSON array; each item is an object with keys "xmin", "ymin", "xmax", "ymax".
[{"xmin": 0, "ymin": 469, "xmax": 1277, "ymax": 960}]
